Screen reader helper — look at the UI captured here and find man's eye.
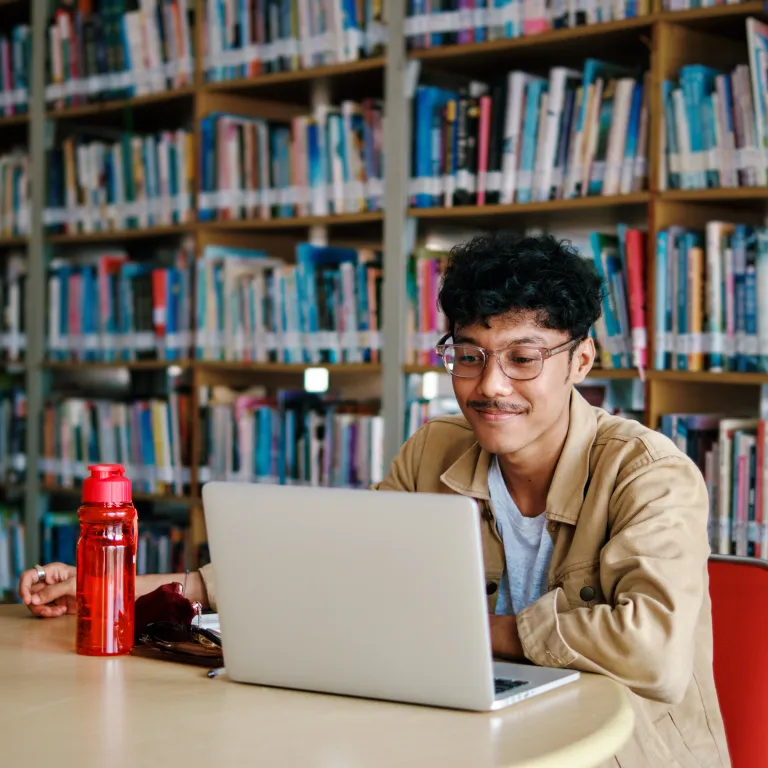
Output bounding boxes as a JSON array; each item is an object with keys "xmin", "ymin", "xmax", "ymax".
[{"xmin": 506, "ymin": 353, "xmax": 536, "ymax": 366}]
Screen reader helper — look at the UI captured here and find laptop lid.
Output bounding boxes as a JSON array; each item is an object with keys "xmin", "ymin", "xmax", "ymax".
[{"xmin": 202, "ymin": 482, "xmax": 497, "ymax": 710}]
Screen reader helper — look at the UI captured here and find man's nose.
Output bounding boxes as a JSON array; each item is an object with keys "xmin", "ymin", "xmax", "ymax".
[{"xmin": 475, "ymin": 354, "xmax": 517, "ymax": 399}]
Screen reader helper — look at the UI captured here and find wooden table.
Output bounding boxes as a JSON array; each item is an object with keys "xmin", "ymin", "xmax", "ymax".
[{"xmin": 0, "ymin": 606, "xmax": 634, "ymax": 767}]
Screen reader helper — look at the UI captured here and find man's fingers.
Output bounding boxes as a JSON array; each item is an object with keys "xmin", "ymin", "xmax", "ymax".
[
  {"xmin": 35, "ymin": 604, "xmax": 68, "ymax": 618},
  {"xmin": 18, "ymin": 570, "xmax": 38, "ymax": 604},
  {"xmin": 30, "ymin": 580, "xmax": 74, "ymax": 606}
]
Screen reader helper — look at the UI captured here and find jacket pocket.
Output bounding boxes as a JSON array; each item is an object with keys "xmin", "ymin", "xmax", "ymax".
[{"xmin": 555, "ymin": 559, "xmax": 604, "ymax": 608}]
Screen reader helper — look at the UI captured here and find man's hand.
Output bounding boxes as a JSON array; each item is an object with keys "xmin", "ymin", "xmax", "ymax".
[
  {"xmin": 489, "ymin": 614, "xmax": 525, "ymax": 661},
  {"xmin": 18, "ymin": 562, "xmax": 77, "ymax": 618}
]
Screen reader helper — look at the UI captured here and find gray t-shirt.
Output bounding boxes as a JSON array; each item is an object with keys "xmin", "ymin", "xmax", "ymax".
[{"xmin": 487, "ymin": 456, "xmax": 554, "ymax": 615}]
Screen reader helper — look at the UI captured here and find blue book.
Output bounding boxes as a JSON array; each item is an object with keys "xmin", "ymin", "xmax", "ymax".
[{"xmin": 655, "ymin": 230, "xmax": 668, "ymax": 370}]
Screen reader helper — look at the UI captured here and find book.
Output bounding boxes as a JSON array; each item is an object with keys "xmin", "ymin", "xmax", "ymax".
[
  {"xmin": 0, "ymin": 23, "xmax": 31, "ymax": 118},
  {"xmin": 409, "ymin": 61, "xmax": 648, "ymax": 207},
  {"xmin": 405, "ymin": 0, "xmax": 652, "ymax": 50},
  {"xmin": 0, "ymin": 151, "xmax": 30, "ymax": 238},
  {"xmin": 45, "ymin": 0, "xmax": 195, "ymax": 109},
  {"xmin": 655, "ymin": 223, "xmax": 768, "ymax": 373},
  {"xmin": 40, "ymin": 392, "xmax": 193, "ymax": 497},
  {"xmin": 203, "ymin": 0, "xmax": 387, "ymax": 82},
  {"xmin": 45, "ymin": 128, "xmax": 195, "ymax": 234},
  {"xmin": 196, "ymin": 242, "xmax": 383, "ymax": 365},
  {"xmin": 197, "ymin": 100, "xmax": 384, "ymax": 221},
  {"xmin": 198, "ymin": 386, "xmax": 384, "ymax": 488},
  {"xmin": 661, "ymin": 22, "xmax": 768, "ymax": 192},
  {"xmin": 46, "ymin": 240, "xmax": 194, "ymax": 363}
]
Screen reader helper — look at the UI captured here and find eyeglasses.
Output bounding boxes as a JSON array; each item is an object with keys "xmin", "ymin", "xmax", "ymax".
[{"xmin": 435, "ymin": 333, "xmax": 581, "ymax": 380}]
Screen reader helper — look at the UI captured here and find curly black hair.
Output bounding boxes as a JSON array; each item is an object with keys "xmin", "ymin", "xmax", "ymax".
[{"xmin": 437, "ymin": 232, "xmax": 604, "ymax": 342}]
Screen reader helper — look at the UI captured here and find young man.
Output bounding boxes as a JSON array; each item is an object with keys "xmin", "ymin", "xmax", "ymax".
[{"xmin": 20, "ymin": 233, "xmax": 729, "ymax": 767}]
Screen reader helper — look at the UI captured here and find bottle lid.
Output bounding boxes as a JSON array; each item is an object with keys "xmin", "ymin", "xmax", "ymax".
[{"xmin": 82, "ymin": 464, "xmax": 132, "ymax": 505}]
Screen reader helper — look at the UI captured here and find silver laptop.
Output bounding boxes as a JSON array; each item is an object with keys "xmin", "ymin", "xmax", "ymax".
[{"xmin": 201, "ymin": 482, "xmax": 579, "ymax": 711}]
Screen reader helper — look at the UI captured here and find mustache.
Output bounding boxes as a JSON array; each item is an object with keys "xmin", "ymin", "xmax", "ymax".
[{"xmin": 467, "ymin": 400, "xmax": 530, "ymax": 414}]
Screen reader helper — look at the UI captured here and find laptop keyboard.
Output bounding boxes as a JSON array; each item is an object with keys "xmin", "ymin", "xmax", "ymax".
[{"xmin": 494, "ymin": 678, "xmax": 527, "ymax": 695}]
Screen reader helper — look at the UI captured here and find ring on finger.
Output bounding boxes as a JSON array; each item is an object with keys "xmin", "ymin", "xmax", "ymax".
[{"xmin": 33, "ymin": 564, "xmax": 45, "ymax": 583}]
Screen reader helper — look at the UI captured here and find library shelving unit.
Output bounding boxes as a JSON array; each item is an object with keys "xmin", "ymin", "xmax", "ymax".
[{"xmin": 9, "ymin": 0, "xmax": 768, "ymax": 571}]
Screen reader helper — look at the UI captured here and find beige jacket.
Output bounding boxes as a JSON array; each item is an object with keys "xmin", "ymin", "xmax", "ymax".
[{"xmin": 201, "ymin": 389, "xmax": 730, "ymax": 768}]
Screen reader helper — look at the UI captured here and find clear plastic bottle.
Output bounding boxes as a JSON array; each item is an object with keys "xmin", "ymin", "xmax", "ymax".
[{"xmin": 76, "ymin": 464, "xmax": 137, "ymax": 656}]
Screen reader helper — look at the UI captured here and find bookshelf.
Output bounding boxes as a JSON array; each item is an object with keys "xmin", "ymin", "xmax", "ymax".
[{"xmin": 0, "ymin": 0, "xmax": 765, "ymax": 588}]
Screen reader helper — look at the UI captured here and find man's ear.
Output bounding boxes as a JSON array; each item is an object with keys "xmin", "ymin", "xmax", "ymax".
[{"xmin": 570, "ymin": 337, "xmax": 595, "ymax": 385}]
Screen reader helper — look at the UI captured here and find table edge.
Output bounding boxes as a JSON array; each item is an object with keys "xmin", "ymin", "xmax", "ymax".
[{"xmin": 516, "ymin": 682, "xmax": 635, "ymax": 768}]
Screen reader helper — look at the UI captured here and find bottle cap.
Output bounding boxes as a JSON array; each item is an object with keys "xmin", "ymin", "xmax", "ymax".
[{"xmin": 82, "ymin": 464, "xmax": 132, "ymax": 505}]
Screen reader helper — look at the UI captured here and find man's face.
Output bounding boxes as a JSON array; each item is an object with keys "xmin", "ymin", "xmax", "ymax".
[{"xmin": 450, "ymin": 313, "xmax": 594, "ymax": 457}]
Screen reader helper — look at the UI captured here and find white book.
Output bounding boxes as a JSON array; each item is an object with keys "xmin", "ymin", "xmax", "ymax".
[
  {"xmin": 705, "ymin": 222, "xmax": 734, "ymax": 373},
  {"xmin": 499, "ymin": 72, "xmax": 529, "ymax": 204},
  {"xmin": 746, "ymin": 17, "xmax": 768, "ymax": 186},
  {"xmin": 603, "ymin": 77, "xmax": 636, "ymax": 196},
  {"xmin": 534, "ymin": 67, "xmax": 581, "ymax": 202}
]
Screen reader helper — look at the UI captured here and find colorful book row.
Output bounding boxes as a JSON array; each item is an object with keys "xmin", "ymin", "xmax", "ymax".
[
  {"xmin": 40, "ymin": 510, "xmax": 190, "ymax": 575},
  {"xmin": 46, "ymin": 0, "xmax": 195, "ymax": 108},
  {"xmin": 40, "ymin": 393, "xmax": 193, "ymax": 497},
  {"xmin": 661, "ymin": 19, "xmax": 768, "ymax": 191},
  {"xmin": 195, "ymin": 243, "xmax": 383, "ymax": 364},
  {"xmin": 0, "ymin": 254, "xmax": 26, "ymax": 362},
  {"xmin": 45, "ymin": 129, "xmax": 195, "ymax": 234},
  {"xmin": 198, "ymin": 100, "xmax": 384, "ymax": 221},
  {"xmin": 407, "ymin": 226, "xmax": 647, "ymax": 371},
  {"xmin": 410, "ymin": 60, "xmax": 649, "ymax": 208},
  {"xmin": 47, "ymin": 242, "xmax": 194, "ymax": 363},
  {"xmin": 0, "ymin": 24, "xmax": 30, "ymax": 118},
  {"xmin": 0, "ymin": 507, "xmax": 23, "ymax": 602},
  {"xmin": 0, "ymin": 152, "xmax": 30, "ymax": 238},
  {"xmin": 203, "ymin": 0, "xmax": 387, "ymax": 81},
  {"xmin": 405, "ymin": 0, "xmax": 651, "ymax": 48},
  {"xmin": 199, "ymin": 387, "xmax": 384, "ymax": 488},
  {"xmin": 654, "ymin": 223, "xmax": 768, "ymax": 373},
  {"xmin": 660, "ymin": 414, "xmax": 768, "ymax": 559},
  {"xmin": 0, "ymin": 384, "xmax": 25, "ymax": 486}
]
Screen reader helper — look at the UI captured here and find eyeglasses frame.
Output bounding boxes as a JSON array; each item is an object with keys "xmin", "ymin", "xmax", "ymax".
[{"xmin": 434, "ymin": 333, "xmax": 583, "ymax": 381}]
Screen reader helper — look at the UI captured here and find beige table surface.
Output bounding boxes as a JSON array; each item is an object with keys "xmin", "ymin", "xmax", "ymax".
[{"xmin": 0, "ymin": 605, "xmax": 634, "ymax": 768}]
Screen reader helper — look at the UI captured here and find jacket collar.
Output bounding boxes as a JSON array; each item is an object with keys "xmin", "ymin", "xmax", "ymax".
[{"xmin": 440, "ymin": 388, "xmax": 598, "ymax": 523}]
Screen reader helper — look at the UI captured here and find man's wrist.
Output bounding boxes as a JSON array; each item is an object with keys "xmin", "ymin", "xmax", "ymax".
[{"xmin": 490, "ymin": 614, "xmax": 525, "ymax": 660}]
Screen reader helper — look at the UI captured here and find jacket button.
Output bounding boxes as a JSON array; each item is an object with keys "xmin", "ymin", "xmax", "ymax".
[
  {"xmin": 486, "ymin": 582, "xmax": 498, "ymax": 595},
  {"xmin": 580, "ymin": 586, "xmax": 596, "ymax": 602}
]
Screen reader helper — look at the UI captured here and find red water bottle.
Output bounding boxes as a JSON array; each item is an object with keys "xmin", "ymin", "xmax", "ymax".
[{"xmin": 76, "ymin": 464, "xmax": 137, "ymax": 656}]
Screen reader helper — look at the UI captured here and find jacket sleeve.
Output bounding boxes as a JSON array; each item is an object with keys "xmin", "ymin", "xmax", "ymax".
[
  {"xmin": 516, "ymin": 453, "xmax": 710, "ymax": 704},
  {"xmin": 370, "ymin": 423, "xmax": 429, "ymax": 492}
]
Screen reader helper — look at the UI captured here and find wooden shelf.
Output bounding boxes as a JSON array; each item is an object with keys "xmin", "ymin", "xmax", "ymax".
[
  {"xmin": 46, "ymin": 85, "xmax": 197, "ymax": 121},
  {"xmin": 204, "ymin": 212, "xmax": 384, "ymax": 230},
  {"xmin": 410, "ymin": 193, "xmax": 650, "ymax": 219},
  {"xmin": 42, "ymin": 360, "xmax": 191, "ymax": 371},
  {"xmin": 659, "ymin": 1, "xmax": 767, "ymax": 24},
  {"xmin": 0, "ymin": 113, "xmax": 28, "ymax": 128},
  {"xmin": 203, "ymin": 57, "xmax": 386, "ymax": 94},
  {"xmin": 648, "ymin": 370, "xmax": 768, "ymax": 385},
  {"xmin": 47, "ymin": 224, "xmax": 194, "ymax": 245},
  {"xmin": 657, "ymin": 187, "xmax": 768, "ymax": 203},
  {"xmin": 409, "ymin": 15, "xmax": 654, "ymax": 63},
  {"xmin": 41, "ymin": 360, "xmax": 381, "ymax": 374},
  {"xmin": 0, "ymin": 236, "xmax": 28, "ymax": 249},
  {"xmin": 198, "ymin": 361, "xmax": 382, "ymax": 374},
  {"xmin": 408, "ymin": 3, "xmax": 767, "ymax": 67},
  {"xmin": 40, "ymin": 484, "xmax": 197, "ymax": 505}
]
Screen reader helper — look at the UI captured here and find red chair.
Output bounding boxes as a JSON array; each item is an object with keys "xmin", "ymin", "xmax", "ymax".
[{"xmin": 708, "ymin": 555, "xmax": 768, "ymax": 768}]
